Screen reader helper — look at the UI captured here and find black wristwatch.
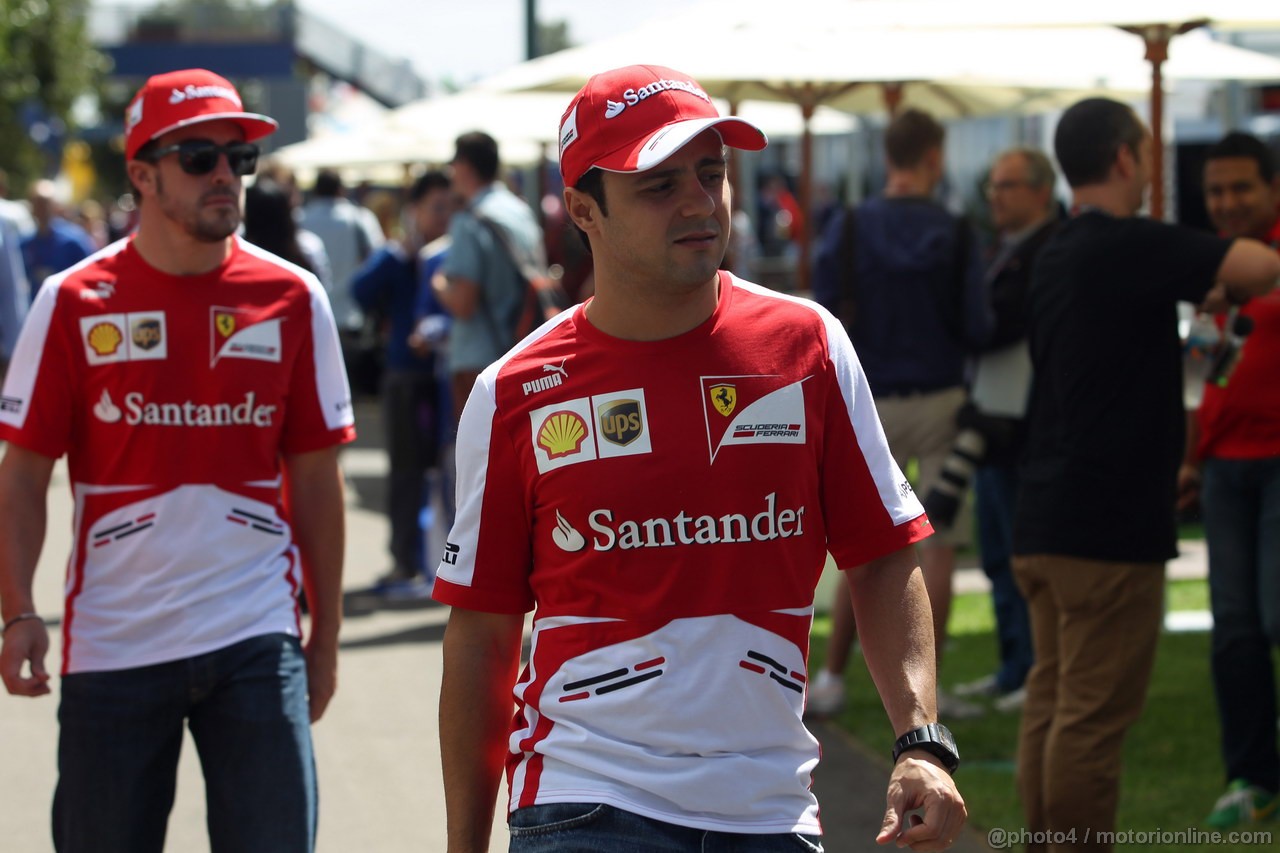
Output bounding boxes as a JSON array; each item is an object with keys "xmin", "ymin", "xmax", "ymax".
[{"xmin": 892, "ymin": 723, "xmax": 960, "ymax": 775}]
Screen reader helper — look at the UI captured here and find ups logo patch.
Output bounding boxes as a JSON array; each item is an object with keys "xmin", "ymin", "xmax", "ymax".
[{"xmin": 597, "ymin": 399, "xmax": 643, "ymax": 447}]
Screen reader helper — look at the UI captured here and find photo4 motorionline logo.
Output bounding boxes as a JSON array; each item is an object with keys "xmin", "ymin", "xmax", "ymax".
[{"xmin": 987, "ymin": 827, "xmax": 1273, "ymax": 849}]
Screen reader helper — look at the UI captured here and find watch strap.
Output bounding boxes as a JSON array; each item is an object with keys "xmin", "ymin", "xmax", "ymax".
[{"xmin": 892, "ymin": 723, "xmax": 960, "ymax": 774}]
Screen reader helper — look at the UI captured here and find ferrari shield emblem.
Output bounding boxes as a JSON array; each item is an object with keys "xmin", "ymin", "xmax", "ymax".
[
  {"xmin": 709, "ymin": 384, "xmax": 737, "ymax": 417},
  {"xmin": 215, "ymin": 313, "xmax": 236, "ymax": 337}
]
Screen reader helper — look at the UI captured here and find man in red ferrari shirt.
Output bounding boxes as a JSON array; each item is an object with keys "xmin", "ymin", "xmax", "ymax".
[
  {"xmin": 1185, "ymin": 131, "xmax": 1280, "ymax": 830},
  {"xmin": 433, "ymin": 64, "xmax": 966, "ymax": 853},
  {"xmin": 0, "ymin": 69, "xmax": 354, "ymax": 852}
]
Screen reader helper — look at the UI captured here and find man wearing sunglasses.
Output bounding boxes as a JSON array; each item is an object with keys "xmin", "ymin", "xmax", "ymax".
[{"xmin": 0, "ymin": 68, "xmax": 355, "ymax": 853}]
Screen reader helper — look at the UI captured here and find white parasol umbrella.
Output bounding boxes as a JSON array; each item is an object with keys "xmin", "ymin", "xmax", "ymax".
[
  {"xmin": 805, "ymin": 0, "xmax": 1280, "ymax": 217},
  {"xmin": 476, "ymin": 0, "xmax": 1280, "ymax": 281},
  {"xmin": 273, "ymin": 90, "xmax": 860, "ymax": 179}
]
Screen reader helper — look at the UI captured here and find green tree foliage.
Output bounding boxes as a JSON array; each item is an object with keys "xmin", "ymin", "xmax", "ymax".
[{"xmin": 0, "ymin": 0, "xmax": 108, "ymax": 187}]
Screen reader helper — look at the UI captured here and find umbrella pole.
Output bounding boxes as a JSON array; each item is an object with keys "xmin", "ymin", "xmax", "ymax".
[
  {"xmin": 799, "ymin": 99, "xmax": 814, "ymax": 295},
  {"xmin": 1142, "ymin": 25, "xmax": 1170, "ymax": 221},
  {"xmin": 1125, "ymin": 20, "xmax": 1207, "ymax": 222},
  {"xmin": 881, "ymin": 82, "xmax": 904, "ymax": 117}
]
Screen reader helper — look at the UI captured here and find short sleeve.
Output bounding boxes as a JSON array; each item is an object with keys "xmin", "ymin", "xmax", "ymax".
[
  {"xmin": 442, "ymin": 214, "xmax": 486, "ymax": 283},
  {"xmin": 815, "ymin": 307, "xmax": 932, "ymax": 568},
  {"xmin": 1121, "ymin": 219, "xmax": 1232, "ymax": 306},
  {"xmin": 280, "ymin": 281, "xmax": 356, "ymax": 454},
  {"xmin": 0, "ymin": 281, "xmax": 75, "ymax": 458}
]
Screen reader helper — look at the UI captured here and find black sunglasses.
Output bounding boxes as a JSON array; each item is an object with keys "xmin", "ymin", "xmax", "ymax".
[{"xmin": 142, "ymin": 140, "xmax": 260, "ymax": 177}]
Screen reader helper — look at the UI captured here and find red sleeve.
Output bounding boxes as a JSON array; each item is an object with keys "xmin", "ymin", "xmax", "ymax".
[
  {"xmin": 280, "ymin": 284, "xmax": 356, "ymax": 454},
  {"xmin": 0, "ymin": 281, "xmax": 76, "ymax": 459},
  {"xmin": 817, "ymin": 311, "xmax": 932, "ymax": 568}
]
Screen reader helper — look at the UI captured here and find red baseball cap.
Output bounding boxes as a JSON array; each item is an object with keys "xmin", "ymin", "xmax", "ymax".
[
  {"xmin": 558, "ymin": 64, "xmax": 767, "ymax": 187},
  {"xmin": 124, "ymin": 69, "xmax": 278, "ymax": 160}
]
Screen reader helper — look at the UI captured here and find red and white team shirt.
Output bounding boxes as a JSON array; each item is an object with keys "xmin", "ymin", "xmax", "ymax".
[
  {"xmin": 434, "ymin": 272, "xmax": 930, "ymax": 835},
  {"xmin": 0, "ymin": 236, "xmax": 355, "ymax": 675}
]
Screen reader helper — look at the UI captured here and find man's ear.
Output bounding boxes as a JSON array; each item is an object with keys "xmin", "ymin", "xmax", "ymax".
[
  {"xmin": 1114, "ymin": 144, "xmax": 1137, "ymax": 181},
  {"xmin": 563, "ymin": 186, "xmax": 600, "ymax": 234},
  {"xmin": 924, "ymin": 146, "xmax": 944, "ymax": 177},
  {"xmin": 126, "ymin": 160, "xmax": 155, "ymax": 198}
]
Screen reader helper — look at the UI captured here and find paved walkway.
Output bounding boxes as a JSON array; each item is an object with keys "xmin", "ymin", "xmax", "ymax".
[{"xmin": 16, "ymin": 401, "xmax": 1192, "ymax": 851}]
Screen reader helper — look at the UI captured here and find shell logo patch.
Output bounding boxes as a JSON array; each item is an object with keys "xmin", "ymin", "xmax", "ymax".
[
  {"xmin": 537, "ymin": 411, "xmax": 588, "ymax": 459},
  {"xmin": 80, "ymin": 313, "xmax": 168, "ymax": 365},
  {"xmin": 529, "ymin": 388, "xmax": 651, "ymax": 475},
  {"xmin": 87, "ymin": 322, "xmax": 123, "ymax": 356}
]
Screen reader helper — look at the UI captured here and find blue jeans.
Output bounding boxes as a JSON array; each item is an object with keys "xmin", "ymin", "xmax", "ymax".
[
  {"xmin": 54, "ymin": 633, "xmax": 317, "ymax": 853},
  {"xmin": 975, "ymin": 464, "xmax": 1033, "ymax": 693},
  {"xmin": 1203, "ymin": 456, "xmax": 1280, "ymax": 792},
  {"xmin": 509, "ymin": 803, "xmax": 823, "ymax": 852}
]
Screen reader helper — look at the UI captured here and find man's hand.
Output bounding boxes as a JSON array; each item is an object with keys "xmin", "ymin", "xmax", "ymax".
[
  {"xmin": 1, "ymin": 618, "xmax": 51, "ymax": 697},
  {"xmin": 304, "ymin": 637, "xmax": 338, "ymax": 722},
  {"xmin": 1199, "ymin": 283, "xmax": 1233, "ymax": 315},
  {"xmin": 877, "ymin": 753, "xmax": 967, "ymax": 850},
  {"xmin": 1176, "ymin": 462, "xmax": 1202, "ymax": 514}
]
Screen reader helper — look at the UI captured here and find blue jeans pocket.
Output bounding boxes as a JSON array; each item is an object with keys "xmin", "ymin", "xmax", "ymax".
[{"xmin": 508, "ymin": 802, "xmax": 609, "ymax": 837}]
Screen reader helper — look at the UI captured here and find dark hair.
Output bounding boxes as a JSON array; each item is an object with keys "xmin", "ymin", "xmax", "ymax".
[
  {"xmin": 313, "ymin": 169, "xmax": 343, "ymax": 198},
  {"xmin": 569, "ymin": 167, "xmax": 608, "ymax": 253},
  {"xmin": 884, "ymin": 109, "xmax": 945, "ymax": 169},
  {"xmin": 243, "ymin": 179, "xmax": 314, "ymax": 272},
  {"xmin": 453, "ymin": 131, "xmax": 500, "ymax": 182},
  {"xmin": 1205, "ymin": 131, "xmax": 1276, "ymax": 184},
  {"xmin": 126, "ymin": 140, "xmax": 160, "ymax": 200},
  {"xmin": 409, "ymin": 169, "xmax": 451, "ymax": 203},
  {"xmin": 1053, "ymin": 98, "xmax": 1146, "ymax": 189}
]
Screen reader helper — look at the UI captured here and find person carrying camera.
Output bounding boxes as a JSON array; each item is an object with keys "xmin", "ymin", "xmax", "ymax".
[{"xmin": 945, "ymin": 148, "xmax": 1061, "ymax": 713}]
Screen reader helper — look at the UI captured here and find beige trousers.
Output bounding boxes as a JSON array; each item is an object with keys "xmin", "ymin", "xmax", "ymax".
[{"xmin": 1013, "ymin": 554, "xmax": 1166, "ymax": 853}]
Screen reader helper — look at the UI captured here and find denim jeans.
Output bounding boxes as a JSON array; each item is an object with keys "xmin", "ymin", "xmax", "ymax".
[
  {"xmin": 975, "ymin": 464, "xmax": 1033, "ymax": 693},
  {"xmin": 54, "ymin": 633, "xmax": 317, "ymax": 853},
  {"xmin": 1203, "ymin": 455, "xmax": 1280, "ymax": 792},
  {"xmin": 509, "ymin": 803, "xmax": 823, "ymax": 852}
]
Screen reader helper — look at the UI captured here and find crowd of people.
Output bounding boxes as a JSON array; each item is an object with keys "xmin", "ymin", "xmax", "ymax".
[{"xmin": 0, "ymin": 61, "xmax": 1277, "ymax": 853}]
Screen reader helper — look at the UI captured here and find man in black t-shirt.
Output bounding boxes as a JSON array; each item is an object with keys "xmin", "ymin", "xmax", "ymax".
[{"xmin": 1012, "ymin": 98, "xmax": 1280, "ymax": 851}]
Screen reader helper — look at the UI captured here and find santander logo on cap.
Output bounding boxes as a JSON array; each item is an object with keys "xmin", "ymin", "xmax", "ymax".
[
  {"xmin": 124, "ymin": 68, "xmax": 277, "ymax": 161},
  {"xmin": 168, "ymin": 84, "xmax": 241, "ymax": 106},
  {"xmin": 557, "ymin": 64, "xmax": 767, "ymax": 189},
  {"xmin": 602, "ymin": 77, "xmax": 713, "ymax": 120}
]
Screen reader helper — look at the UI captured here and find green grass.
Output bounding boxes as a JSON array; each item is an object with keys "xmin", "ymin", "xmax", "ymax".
[{"xmin": 811, "ymin": 579, "xmax": 1278, "ymax": 852}]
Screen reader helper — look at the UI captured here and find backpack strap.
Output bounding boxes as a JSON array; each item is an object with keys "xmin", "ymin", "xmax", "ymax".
[
  {"xmin": 471, "ymin": 211, "xmax": 567, "ymax": 345},
  {"xmin": 466, "ymin": 212, "xmax": 520, "ymax": 352}
]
